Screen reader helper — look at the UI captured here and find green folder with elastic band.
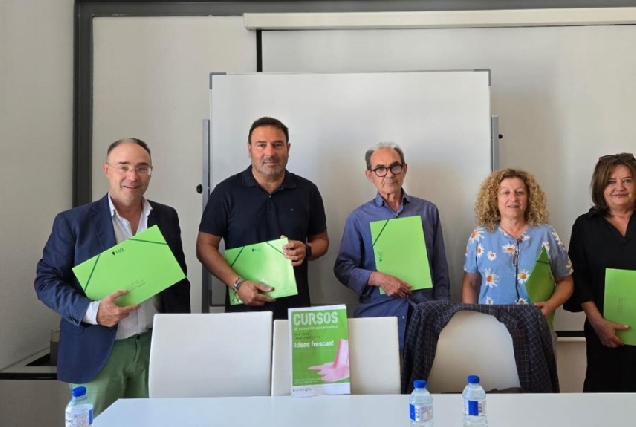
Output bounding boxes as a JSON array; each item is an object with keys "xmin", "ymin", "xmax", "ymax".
[
  {"xmin": 525, "ymin": 247, "xmax": 556, "ymax": 327},
  {"xmin": 604, "ymin": 268, "xmax": 636, "ymax": 346},
  {"xmin": 224, "ymin": 238, "xmax": 298, "ymax": 305},
  {"xmin": 72, "ymin": 225, "xmax": 186, "ymax": 307},
  {"xmin": 370, "ymin": 216, "xmax": 432, "ymax": 294}
]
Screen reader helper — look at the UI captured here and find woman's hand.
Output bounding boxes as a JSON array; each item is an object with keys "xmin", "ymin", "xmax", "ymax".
[
  {"xmin": 533, "ymin": 301, "xmax": 556, "ymax": 319},
  {"xmin": 582, "ymin": 301, "xmax": 629, "ymax": 348},
  {"xmin": 590, "ymin": 317, "xmax": 629, "ymax": 348}
]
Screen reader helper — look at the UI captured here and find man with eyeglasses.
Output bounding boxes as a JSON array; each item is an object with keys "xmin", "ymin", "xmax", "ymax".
[
  {"xmin": 334, "ymin": 142, "xmax": 450, "ymax": 352},
  {"xmin": 35, "ymin": 138, "xmax": 190, "ymax": 415},
  {"xmin": 196, "ymin": 117, "xmax": 329, "ymax": 319}
]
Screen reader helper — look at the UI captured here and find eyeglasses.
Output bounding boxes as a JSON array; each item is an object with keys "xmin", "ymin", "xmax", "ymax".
[
  {"xmin": 370, "ymin": 163, "xmax": 404, "ymax": 177},
  {"xmin": 598, "ymin": 153, "xmax": 634, "ymax": 162},
  {"xmin": 109, "ymin": 164, "xmax": 153, "ymax": 176}
]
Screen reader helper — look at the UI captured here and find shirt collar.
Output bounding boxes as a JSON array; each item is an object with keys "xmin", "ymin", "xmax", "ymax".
[
  {"xmin": 108, "ymin": 194, "xmax": 152, "ymax": 218},
  {"xmin": 241, "ymin": 166, "xmax": 297, "ymax": 190},
  {"xmin": 373, "ymin": 189, "xmax": 410, "ymax": 207}
]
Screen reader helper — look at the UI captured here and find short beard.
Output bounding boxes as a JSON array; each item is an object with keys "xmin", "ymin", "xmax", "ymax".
[{"xmin": 255, "ymin": 164, "xmax": 284, "ymax": 178}]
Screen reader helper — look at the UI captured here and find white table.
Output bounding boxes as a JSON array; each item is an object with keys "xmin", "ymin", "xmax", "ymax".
[{"xmin": 94, "ymin": 393, "xmax": 633, "ymax": 427}]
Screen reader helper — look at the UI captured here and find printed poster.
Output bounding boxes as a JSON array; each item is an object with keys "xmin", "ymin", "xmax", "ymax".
[{"xmin": 288, "ymin": 305, "xmax": 350, "ymax": 397}]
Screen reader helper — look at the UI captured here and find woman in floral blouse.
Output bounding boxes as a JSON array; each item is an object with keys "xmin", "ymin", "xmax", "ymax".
[{"xmin": 462, "ymin": 169, "xmax": 573, "ymax": 321}]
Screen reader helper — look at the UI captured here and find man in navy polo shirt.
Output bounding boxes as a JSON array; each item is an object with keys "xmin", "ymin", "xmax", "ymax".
[{"xmin": 196, "ymin": 117, "xmax": 329, "ymax": 319}]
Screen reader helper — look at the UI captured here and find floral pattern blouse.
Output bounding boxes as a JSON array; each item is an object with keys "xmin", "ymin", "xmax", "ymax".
[{"xmin": 464, "ymin": 224, "xmax": 573, "ymax": 305}]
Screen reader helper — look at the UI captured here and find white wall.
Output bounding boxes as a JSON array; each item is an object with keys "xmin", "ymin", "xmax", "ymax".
[{"xmin": 0, "ymin": 0, "xmax": 74, "ymax": 370}]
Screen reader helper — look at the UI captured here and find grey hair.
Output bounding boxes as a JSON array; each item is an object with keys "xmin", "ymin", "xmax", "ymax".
[{"xmin": 364, "ymin": 142, "xmax": 406, "ymax": 170}]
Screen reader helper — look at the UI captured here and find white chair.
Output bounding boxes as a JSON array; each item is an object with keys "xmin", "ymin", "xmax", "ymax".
[
  {"xmin": 271, "ymin": 317, "xmax": 401, "ymax": 395},
  {"xmin": 270, "ymin": 319, "xmax": 291, "ymax": 396},
  {"xmin": 149, "ymin": 311, "xmax": 273, "ymax": 398},
  {"xmin": 426, "ymin": 311, "xmax": 520, "ymax": 393}
]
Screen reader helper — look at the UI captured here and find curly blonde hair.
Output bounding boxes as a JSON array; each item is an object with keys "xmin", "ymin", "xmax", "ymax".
[{"xmin": 475, "ymin": 169, "xmax": 549, "ymax": 231}]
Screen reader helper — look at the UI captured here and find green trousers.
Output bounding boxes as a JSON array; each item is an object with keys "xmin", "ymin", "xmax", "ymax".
[{"xmin": 70, "ymin": 330, "xmax": 151, "ymax": 416}]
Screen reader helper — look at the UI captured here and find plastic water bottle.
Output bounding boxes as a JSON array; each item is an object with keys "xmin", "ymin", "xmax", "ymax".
[
  {"xmin": 462, "ymin": 375, "xmax": 487, "ymax": 427},
  {"xmin": 65, "ymin": 386, "xmax": 93, "ymax": 427},
  {"xmin": 409, "ymin": 379, "xmax": 434, "ymax": 427}
]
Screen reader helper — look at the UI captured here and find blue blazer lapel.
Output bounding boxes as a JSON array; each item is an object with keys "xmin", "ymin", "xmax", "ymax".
[
  {"xmin": 147, "ymin": 206, "xmax": 158, "ymax": 229},
  {"xmin": 91, "ymin": 194, "xmax": 116, "ymax": 250}
]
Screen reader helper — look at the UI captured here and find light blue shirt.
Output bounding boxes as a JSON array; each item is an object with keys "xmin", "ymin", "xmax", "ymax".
[{"xmin": 464, "ymin": 224, "xmax": 573, "ymax": 305}]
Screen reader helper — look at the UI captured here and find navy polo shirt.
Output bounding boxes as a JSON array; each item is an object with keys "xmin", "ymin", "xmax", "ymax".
[{"xmin": 199, "ymin": 166, "xmax": 327, "ymax": 318}]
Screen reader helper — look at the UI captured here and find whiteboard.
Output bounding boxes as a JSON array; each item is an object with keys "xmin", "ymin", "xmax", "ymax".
[
  {"xmin": 209, "ymin": 71, "xmax": 492, "ymax": 307},
  {"xmin": 261, "ymin": 24, "xmax": 636, "ymax": 332}
]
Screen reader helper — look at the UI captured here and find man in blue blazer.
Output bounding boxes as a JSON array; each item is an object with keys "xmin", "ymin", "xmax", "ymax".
[{"xmin": 35, "ymin": 138, "xmax": 190, "ymax": 415}]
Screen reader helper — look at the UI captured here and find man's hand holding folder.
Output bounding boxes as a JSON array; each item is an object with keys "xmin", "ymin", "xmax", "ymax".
[{"xmin": 72, "ymin": 225, "xmax": 186, "ymax": 307}]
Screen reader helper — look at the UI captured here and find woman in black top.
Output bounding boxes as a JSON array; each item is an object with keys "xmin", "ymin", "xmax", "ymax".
[{"xmin": 568, "ymin": 153, "xmax": 636, "ymax": 392}]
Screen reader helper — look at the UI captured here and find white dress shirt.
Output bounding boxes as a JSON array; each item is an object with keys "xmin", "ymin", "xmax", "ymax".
[{"xmin": 82, "ymin": 195, "xmax": 159, "ymax": 340}]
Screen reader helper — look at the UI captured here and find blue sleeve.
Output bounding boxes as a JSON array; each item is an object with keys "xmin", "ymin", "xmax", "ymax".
[
  {"xmin": 429, "ymin": 207, "xmax": 450, "ymax": 301},
  {"xmin": 333, "ymin": 212, "xmax": 372, "ymax": 297},
  {"xmin": 548, "ymin": 226, "xmax": 573, "ymax": 278},
  {"xmin": 34, "ymin": 213, "xmax": 91, "ymax": 326},
  {"xmin": 463, "ymin": 228, "xmax": 480, "ymax": 274}
]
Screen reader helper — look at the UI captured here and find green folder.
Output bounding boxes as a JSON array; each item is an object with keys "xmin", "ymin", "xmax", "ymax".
[
  {"xmin": 370, "ymin": 216, "xmax": 432, "ymax": 294},
  {"xmin": 525, "ymin": 247, "xmax": 556, "ymax": 327},
  {"xmin": 72, "ymin": 225, "xmax": 186, "ymax": 307},
  {"xmin": 224, "ymin": 238, "xmax": 298, "ymax": 305},
  {"xmin": 604, "ymin": 268, "xmax": 636, "ymax": 346}
]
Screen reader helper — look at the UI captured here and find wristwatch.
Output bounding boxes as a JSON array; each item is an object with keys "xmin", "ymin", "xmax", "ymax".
[
  {"xmin": 305, "ymin": 243, "xmax": 313, "ymax": 259},
  {"xmin": 232, "ymin": 276, "xmax": 246, "ymax": 292}
]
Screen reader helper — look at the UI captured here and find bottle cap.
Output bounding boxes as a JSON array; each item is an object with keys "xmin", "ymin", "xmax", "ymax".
[
  {"xmin": 467, "ymin": 375, "xmax": 480, "ymax": 384},
  {"xmin": 413, "ymin": 379, "xmax": 427, "ymax": 389},
  {"xmin": 72, "ymin": 386, "xmax": 87, "ymax": 397}
]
